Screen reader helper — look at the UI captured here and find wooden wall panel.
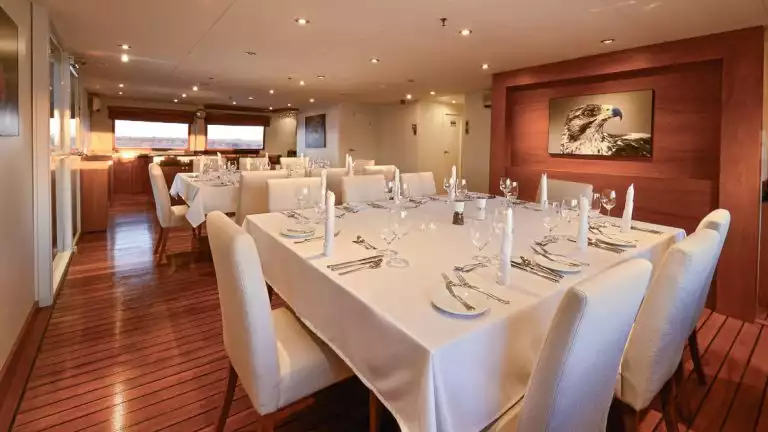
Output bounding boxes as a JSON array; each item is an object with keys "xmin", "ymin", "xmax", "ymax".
[{"xmin": 490, "ymin": 27, "xmax": 763, "ymax": 322}]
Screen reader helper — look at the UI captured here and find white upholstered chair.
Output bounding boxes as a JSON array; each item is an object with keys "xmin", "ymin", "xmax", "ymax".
[
  {"xmin": 353, "ymin": 159, "xmax": 375, "ymax": 174},
  {"xmin": 148, "ymin": 163, "xmax": 191, "ymax": 264},
  {"xmin": 614, "ymin": 228, "xmax": 721, "ymax": 432},
  {"xmin": 206, "ymin": 212, "xmax": 352, "ymax": 432},
  {"xmin": 341, "ymin": 174, "xmax": 387, "ymax": 204},
  {"xmin": 535, "ymin": 178, "xmax": 593, "ymax": 204},
  {"xmin": 239, "ymin": 157, "xmax": 270, "ymax": 171},
  {"xmin": 192, "ymin": 156, "xmax": 219, "ymax": 173},
  {"xmin": 235, "ymin": 171, "xmax": 289, "ymax": 225},
  {"xmin": 400, "ymin": 172, "xmax": 437, "ymax": 197},
  {"xmin": 310, "ymin": 168, "xmax": 347, "ymax": 205},
  {"xmin": 266, "ymin": 177, "xmax": 323, "ymax": 213},
  {"xmin": 363, "ymin": 165, "xmax": 397, "ymax": 182},
  {"xmin": 485, "ymin": 259, "xmax": 652, "ymax": 432}
]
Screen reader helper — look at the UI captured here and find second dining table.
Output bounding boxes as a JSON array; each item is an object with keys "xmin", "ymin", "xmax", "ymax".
[
  {"xmin": 243, "ymin": 198, "xmax": 684, "ymax": 432},
  {"xmin": 170, "ymin": 172, "xmax": 239, "ymax": 227}
]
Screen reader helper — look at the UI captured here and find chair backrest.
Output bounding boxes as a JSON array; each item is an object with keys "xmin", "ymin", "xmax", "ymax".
[
  {"xmin": 192, "ymin": 156, "xmax": 218, "ymax": 173},
  {"xmin": 279, "ymin": 156, "xmax": 300, "ymax": 168},
  {"xmin": 266, "ymin": 177, "xmax": 323, "ymax": 212},
  {"xmin": 341, "ymin": 175, "xmax": 387, "ymax": 204},
  {"xmin": 353, "ymin": 159, "xmax": 375, "ymax": 174},
  {"xmin": 240, "ymin": 157, "xmax": 269, "ymax": 172},
  {"xmin": 363, "ymin": 165, "xmax": 397, "ymax": 182},
  {"xmin": 148, "ymin": 163, "xmax": 173, "ymax": 227},
  {"xmin": 689, "ymin": 209, "xmax": 731, "ymax": 334},
  {"xmin": 535, "ymin": 178, "xmax": 593, "ymax": 204},
  {"xmin": 517, "ymin": 259, "xmax": 652, "ymax": 431},
  {"xmin": 236, "ymin": 170, "xmax": 289, "ymax": 224},
  {"xmin": 310, "ymin": 168, "xmax": 347, "ymax": 205},
  {"xmin": 619, "ymin": 229, "xmax": 721, "ymax": 410},
  {"xmin": 400, "ymin": 172, "xmax": 437, "ymax": 197},
  {"xmin": 207, "ymin": 211, "xmax": 280, "ymax": 414}
]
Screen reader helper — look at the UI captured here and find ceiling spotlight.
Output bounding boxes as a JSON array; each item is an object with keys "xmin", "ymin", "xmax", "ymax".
[
  {"xmin": 269, "ymin": 89, "xmax": 275, "ymax": 94},
  {"xmin": 481, "ymin": 63, "xmax": 489, "ymax": 70},
  {"xmin": 459, "ymin": 28, "xmax": 472, "ymax": 36},
  {"xmin": 181, "ymin": 93, "xmax": 187, "ymax": 98},
  {"xmin": 245, "ymin": 51, "xmax": 257, "ymax": 56},
  {"xmin": 248, "ymin": 96, "xmax": 254, "ymax": 100},
  {"xmin": 192, "ymin": 85, "xmax": 199, "ymax": 91},
  {"xmin": 118, "ymin": 83, "xmax": 124, "ymax": 88},
  {"xmin": 299, "ymin": 80, "xmax": 305, "ymax": 86},
  {"xmin": 269, "ymin": 106, "xmax": 273, "ymax": 110},
  {"xmin": 406, "ymin": 94, "xmax": 412, "ymax": 100},
  {"xmin": 370, "ymin": 57, "xmax": 380, "ymax": 64},
  {"xmin": 232, "ymin": 101, "xmax": 237, "ymax": 105},
  {"xmin": 317, "ymin": 75, "xmax": 326, "ymax": 79},
  {"xmin": 430, "ymin": 91, "xmax": 436, "ymax": 95},
  {"xmin": 119, "ymin": 44, "xmax": 131, "ymax": 50},
  {"xmin": 452, "ymin": 100, "xmax": 456, "ymax": 104},
  {"xmin": 309, "ymin": 98, "xmax": 315, "ymax": 103},
  {"xmin": 118, "ymin": 91, "xmax": 123, "ymax": 95},
  {"xmin": 173, "ymin": 99, "xmax": 178, "ymax": 103},
  {"xmin": 295, "ymin": 17, "xmax": 310, "ymax": 25},
  {"xmin": 120, "ymin": 53, "xmax": 129, "ymax": 63},
  {"xmin": 288, "ymin": 103, "xmax": 292, "ymax": 107},
  {"xmin": 601, "ymin": 38, "xmax": 615, "ymax": 45}
]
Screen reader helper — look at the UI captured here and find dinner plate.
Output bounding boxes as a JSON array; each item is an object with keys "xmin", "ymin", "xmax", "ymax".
[
  {"xmin": 280, "ymin": 227, "xmax": 316, "ymax": 239},
  {"xmin": 593, "ymin": 233, "xmax": 637, "ymax": 248},
  {"xmin": 534, "ymin": 255, "xmax": 582, "ymax": 273},
  {"xmin": 431, "ymin": 284, "xmax": 490, "ymax": 317}
]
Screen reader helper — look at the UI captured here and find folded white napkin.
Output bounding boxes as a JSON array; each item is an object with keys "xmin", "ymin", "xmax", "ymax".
[
  {"xmin": 450, "ymin": 165, "xmax": 457, "ymax": 201},
  {"xmin": 320, "ymin": 169, "xmax": 327, "ymax": 198},
  {"xmin": 578, "ymin": 196, "xmax": 589, "ymax": 251},
  {"xmin": 498, "ymin": 207, "xmax": 513, "ymax": 286},
  {"xmin": 347, "ymin": 156, "xmax": 354, "ymax": 176},
  {"xmin": 345, "ymin": 153, "xmax": 349, "ymax": 168},
  {"xmin": 540, "ymin": 173, "xmax": 548, "ymax": 210},
  {"xmin": 324, "ymin": 191, "xmax": 335, "ymax": 256},
  {"xmin": 394, "ymin": 168, "xmax": 401, "ymax": 203},
  {"xmin": 621, "ymin": 184, "xmax": 634, "ymax": 233}
]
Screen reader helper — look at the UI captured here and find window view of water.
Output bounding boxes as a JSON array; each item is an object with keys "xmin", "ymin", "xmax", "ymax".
[{"xmin": 114, "ymin": 120, "xmax": 189, "ymax": 149}]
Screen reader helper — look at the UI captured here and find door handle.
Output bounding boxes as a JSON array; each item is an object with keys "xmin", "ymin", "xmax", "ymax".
[
  {"xmin": 444, "ymin": 150, "xmax": 450, "ymax": 155},
  {"xmin": 349, "ymin": 148, "xmax": 356, "ymax": 152}
]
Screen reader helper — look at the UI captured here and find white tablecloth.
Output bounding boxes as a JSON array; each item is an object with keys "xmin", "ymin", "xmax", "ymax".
[
  {"xmin": 244, "ymin": 200, "xmax": 684, "ymax": 432},
  {"xmin": 170, "ymin": 173, "xmax": 239, "ymax": 227}
]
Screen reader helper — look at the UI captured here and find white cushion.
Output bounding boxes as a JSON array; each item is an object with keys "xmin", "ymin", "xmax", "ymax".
[
  {"xmin": 535, "ymin": 178, "xmax": 593, "ymax": 203},
  {"xmin": 273, "ymin": 307, "xmax": 353, "ymax": 407},
  {"xmin": 341, "ymin": 175, "xmax": 387, "ymax": 203},
  {"xmin": 192, "ymin": 156, "xmax": 218, "ymax": 173},
  {"xmin": 149, "ymin": 163, "xmax": 189, "ymax": 228},
  {"xmin": 310, "ymin": 168, "xmax": 347, "ymax": 206},
  {"xmin": 617, "ymin": 229, "xmax": 721, "ymax": 410},
  {"xmin": 236, "ymin": 171, "xmax": 289, "ymax": 224},
  {"xmin": 363, "ymin": 165, "xmax": 397, "ymax": 182},
  {"xmin": 240, "ymin": 157, "xmax": 270, "ymax": 171},
  {"xmin": 400, "ymin": 172, "xmax": 437, "ymax": 197},
  {"xmin": 266, "ymin": 177, "xmax": 323, "ymax": 213},
  {"xmin": 169, "ymin": 205, "xmax": 189, "ymax": 227},
  {"xmin": 353, "ymin": 159, "xmax": 375, "ymax": 175}
]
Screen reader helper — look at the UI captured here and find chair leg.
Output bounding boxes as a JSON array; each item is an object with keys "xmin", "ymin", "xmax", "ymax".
[
  {"xmin": 660, "ymin": 378, "xmax": 679, "ymax": 432},
  {"xmin": 369, "ymin": 390, "xmax": 382, "ymax": 432},
  {"xmin": 215, "ymin": 362, "xmax": 238, "ymax": 432},
  {"xmin": 608, "ymin": 397, "xmax": 638, "ymax": 432},
  {"xmin": 259, "ymin": 413, "xmax": 275, "ymax": 432},
  {"xmin": 689, "ymin": 329, "xmax": 706, "ymax": 385},
  {"xmin": 153, "ymin": 227, "xmax": 165, "ymax": 254},
  {"xmin": 192, "ymin": 226, "xmax": 197, "ymax": 238},
  {"xmin": 156, "ymin": 230, "xmax": 169, "ymax": 265}
]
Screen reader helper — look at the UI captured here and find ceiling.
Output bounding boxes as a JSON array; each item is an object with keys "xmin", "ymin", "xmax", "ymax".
[{"xmin": 38, "ymin": 0, "xmax": 768, "ymax": 111}]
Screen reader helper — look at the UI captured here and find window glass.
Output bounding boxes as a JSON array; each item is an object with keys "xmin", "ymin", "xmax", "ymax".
[
  {"xmin": 114, "ymin": 120, "xmax": 189, "ymax": 149},
  {"xmin": 206, "ymin": 124, "xmax": 265, "ymax": 150}
]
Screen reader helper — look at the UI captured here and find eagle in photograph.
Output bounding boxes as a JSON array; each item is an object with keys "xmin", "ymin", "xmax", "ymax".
[{"xmin": 560, "ymin": 104, "xmax": 651, "ymax": 157}]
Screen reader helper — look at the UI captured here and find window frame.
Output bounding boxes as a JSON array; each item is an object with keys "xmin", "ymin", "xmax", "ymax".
[
  {"xmin": 203, "ymin": 112, "xmax": 271, "ymax": 152},
  {"xmin": 203, "ymin": 122, "xmax": 267, "ymax": 152},
  {"xmin": 109, "ymin": 107, "xmax": 195, "ymax": 151}
]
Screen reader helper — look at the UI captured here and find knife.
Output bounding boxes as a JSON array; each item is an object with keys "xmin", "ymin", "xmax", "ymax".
[
  {"xmin": 327, "ymin": 255, "xmax": 383, "ymax": 270},
  {"xmin": 509, "ymin": 261, "xmax": 560, "ymax": 282}
]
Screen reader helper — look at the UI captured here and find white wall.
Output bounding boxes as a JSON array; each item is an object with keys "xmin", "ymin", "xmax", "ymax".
[
  {"xmin": 463, "ymin": 91, "xmax": 492, "ymax": 193},
  {"xmin": 296, "ymin": 106, "xmax": 341, "ymax": 165},
  {"xmin": 296, "ymin": 103, "xmax": 378, "ymax": 166},
  {"xmin": 0, "ymin": 0, "xmax": 36, "ymax": 371},
  {"xmin": 375, "ymin": 103, "xmax": 419, "ymax": 172}
]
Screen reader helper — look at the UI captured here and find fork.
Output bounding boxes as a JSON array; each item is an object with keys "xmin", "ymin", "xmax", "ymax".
[
  {"xmin": 454, "ymin": 272, "xmax": 510, "ymax": 304},
  {"xmin": 441, "ymin": 273, "xmax": 476, "ymax": 311}
]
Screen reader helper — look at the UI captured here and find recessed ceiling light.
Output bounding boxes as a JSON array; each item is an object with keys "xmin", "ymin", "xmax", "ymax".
[
  {"xmin": 309, "ymin": 98, "xmax": 315, "ymax": 103},
  {"xmin": 269, "ymin": 89, "xmax": 275, "ymax": 94},
  {"xmin": 406, "ymin": 94, "xmax": 412, "ymax": 100},
  {"xmin": 601, "ymin": 39, "xmax": 615, "ymax": 45},
  {"xmin": 248, "ymin": 96, "xmax": 254, "ymax": 100},
  {"xmin": 299, "ymin": 80, "xmax": 305, "ymax": 86},
  {"xmin": 173, "ymin": 99, "xmax": 178, "ymax": 103},
  {"xmin": 430, "ymin": 91, "xmax": 436, "ymax": 95},
  {"xmin": 119, "ymin": 44, "xmax": 131, "ymax": 50},
  {"xmin": 459, "ymin": 29, "xmax": 472, "ymax": 36},
  {"xmin": 288, "ymin": 103, "xmax": 292, "ymax": 107},
  {"xmin": 452, "ymin": 100, "xmax": 456, "ymax": 104},
  {"xmin": 269, "ymin": 106, "xmax": 273, "ymax": 110},
  {"xmin": 245, "ymin": 51, "xmax": 257, "ymax": 56},
  {"xmin": 295, "ymin": 17, "xmax": 309, "ymax": 25},
  {"xmin": 181, "ymin": 93, "xmax": 187, "ymax": 98},
  {"xmin": 118, "ymin": 91, "xmax": 123, "ymax": 95},
  {"xmin": 370, "ymin": 57, "xmax": 380, "ymax": 64},
  {"xmin": 120, "ymin": 53, "xmax": 129, "ymax": 63},
  {"xmin": 118, "ymin": 83, "xmax": 124, "ymax": 88},
  {"xmin": 317, "ymin": 75, "xmax": 326, "ymax": 79},
  {"xmin": 232, "ymin": 101, "xmax": 237, "ymax": 105},
  {"xmin": 192, "ymin": 85, "xmax": 199, "ymax": 91},
  {"xmin": 481, "ymin": 63, "xmax": 489, "ymax": 70}
]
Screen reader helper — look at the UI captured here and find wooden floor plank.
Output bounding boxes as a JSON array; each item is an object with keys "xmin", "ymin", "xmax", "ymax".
[{"xmin": 722, "ymin": 326, "xmax": 768, "ymax": 431}]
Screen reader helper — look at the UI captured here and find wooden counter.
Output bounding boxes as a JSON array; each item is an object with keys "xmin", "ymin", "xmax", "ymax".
[{"xmin": 80, "ymin": 161, "xmax": 112, "ymax": 232}]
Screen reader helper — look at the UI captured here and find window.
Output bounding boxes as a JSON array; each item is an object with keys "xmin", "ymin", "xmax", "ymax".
[
  {"xmin": 206, "ymin": 124, "xmax": 265, "ymax": 150},
  {"xmin": 114, "ymin": 120, "xmax": 189, "ymax": 149}
]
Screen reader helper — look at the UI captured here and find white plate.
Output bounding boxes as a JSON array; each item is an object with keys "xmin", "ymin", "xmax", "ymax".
[
  {"xmin": 534, "ymin": 255, "xmax": 582, "ymax": 273},
  {"xmin": 280, "ymin": 227, "xmax": 316, "ymax": 239},
  {"xmin": 431, "ymin": 284, "xmax": 490, "ymax": 317},
  {"xmin": 593, "ymin": 234, "xmax": 637, "ymax": 248}
]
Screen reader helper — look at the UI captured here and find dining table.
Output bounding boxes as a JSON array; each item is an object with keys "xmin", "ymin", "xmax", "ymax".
[
  {"xmin": 170, "ymin": 172, "xmax": 239, "ymax": 227},
  {"xmin": 243, "ymin": 197, "xmax": 685, "ymax": 432}
]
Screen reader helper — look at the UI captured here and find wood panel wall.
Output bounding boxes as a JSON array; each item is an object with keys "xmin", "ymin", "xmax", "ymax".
[{"xmin": 490, "ymin": 27, "xmax": 764, "ymax": 322}]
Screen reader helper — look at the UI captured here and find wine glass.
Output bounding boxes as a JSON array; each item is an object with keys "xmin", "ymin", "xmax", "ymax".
[
  {"xmin": 509, "ymin": 181, "xmax": 519, "ymax": 203},
  {"xmin": 470, "ymin": 218, "xmax": 494, "ymax": 263},
  {"xmin": 601, "ymin": 189, "xmax": 617, "ymax": 217},
  {"xmin": 500, "ymin": 177, "xmax": 512, "ymax": 199},
  {"xmin": 401, "ymin": 183, "xmax": 411, "ymax": 201},
  {"xmin": 542, "ymin": 201, "xmax": 562, "ymax": 240},
  {"xmin": 380, "ymin": 210, "xmax": 412, "ymax": 267},
  {"xmin": 562, "ymin": 198, "xmax": 579, "ymax": 224},
  {"xmin": 384, "ymin": 181, "xmax": 395, "ymax": 201},
  {"xmin": 590, "ymin": 193, "xmax": 602, "ymax": 219},
  {"xmin": 295, "ymin": 186, "xmax": 310, "ymax": 224},
  {"xmin": 443, "ymin": 177, "xmax": 454, "ymax": 203},
  {"xmin": 457, "ymin": 179, "xmax": 468, "ymax": 199}
]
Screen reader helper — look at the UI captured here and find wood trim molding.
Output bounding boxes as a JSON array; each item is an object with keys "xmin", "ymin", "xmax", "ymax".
[
  {"xmin": 203, "ymin": 104, "xmax": 298, "ymax": 115},
  {"xmin": 490, "ymin": 27, "xmax": 763, "ymax": 322},
  {"xmin": 108, "ymin": 106, "xmax": 195, "ymax": 124},
  {"xmin": 205, "ymin": 112, "xmax": 271, "ymax": 127}
]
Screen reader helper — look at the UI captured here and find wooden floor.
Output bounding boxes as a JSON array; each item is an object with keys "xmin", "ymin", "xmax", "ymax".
[{"xmin": 6, "ymin": 195, "xmax": 768, "ymax": 431}]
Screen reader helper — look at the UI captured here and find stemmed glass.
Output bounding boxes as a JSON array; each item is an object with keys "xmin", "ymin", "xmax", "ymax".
[
  {"xmin": 380, "ymin": 210, "xmax": 412, "ymax": 267},
  {"xmin": 562, "ymin": 198, "xmax": 579, "ymax": 224},
  {"xmin": 443, "ymin": 177, "xmax": 454, "ymax": 203},
  {"xmin": 601, "ymin": 189, "xmax": 617, "ymax": 217},
  {"xmin": 295, "ymin": 186, "xmax": 310, "ymax": 224},
  {"xmin": 456, "ymin": 179, "xmax": 468, "ymax": 200},
  {"xmin": 384, "ymin": 181, "xmax": 395, "ymax": 201},
  {"xmin": 500, "ymin": 177, "xmax": 512, "ymax": 200},
  {"xmin": 589, "ymin": 193, "xmax": 602, "ymax": 219},
  {"xmin": 509, "ymin": 181, "xmax": 519, "ymax": 203},
  {"xmin": 470, "ymin": 218, "xmax": 494, "ymax": 263},
  {"xmin": 542, "ymin": 201, "xmax": 562, "ymax": 240}
]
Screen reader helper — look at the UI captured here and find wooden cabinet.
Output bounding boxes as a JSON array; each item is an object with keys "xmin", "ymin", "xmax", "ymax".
[{"xmin": 80, "ymin": 162, "xmax": 112, "ymax": 232}]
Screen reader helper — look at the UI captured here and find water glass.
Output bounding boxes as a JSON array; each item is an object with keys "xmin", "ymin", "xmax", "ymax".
[
  {"xmin": 601, "ymin": 189, "xmax": 617, "ymax": 217},
  {"xmin": 500, "ymin": 177, "xmax": 512, "ymax": 198},
  {"xmin": 457, "ymin": 179, "xmax": 468, "ymax": 199},
  {"xmin": 470, "ymin": 218, "xmax": 493, "ymax": 263},
  {"xmin": 295, "ymin": 186, "xmax": 310, "ymax": 224},
  {"xmin": 543, "ymin": 201, "xmax": 562, "ymax": 240},
  {"xmin": 590, "ymin": 193, "xmax": 602, "ymax": 219},
  {"xmin": 384, "ymin": 181, "xmax": 395, "ymax": 200},
  {"xmin": 443, "ymin": 177, "xmax": 454, "ymax": 202},
  {"xmin": 562, "ymin": 198, "xmax": 579, "ymax": 224}
]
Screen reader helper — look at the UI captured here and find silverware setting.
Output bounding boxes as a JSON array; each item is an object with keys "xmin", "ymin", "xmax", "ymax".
[
  {"xmin": 327, "ymin": 255, "xmax": 383, "ymax": 270},
  {"xmin": 588, "ymin": 227, "xmax": 637, "ymax": 245},
  {"xmin": 567, "ymin": 237, "xmax": 625, "ymax": 253},
  {"xmin": 441, "ymin": 273, "xmax": 476, "ymax": 311},
  {"xmin": 338, "ymin": 259, "xmax": 383, "ymax": 275},
  {"xmin": 353, "ymin": 235, "xmax": 378, "ymax": 250},
  {"xmin": 337, "ymin": 205, "xmax": 360, "ymax": 213},
  {"xmin": 453, "ymin": 272, "xmax": 510, "ymax": 304},
  {"xmin": 367, "ymin": 202, "xmax": 389, "ymax": 209},
  {"xmin": 508, "ymin": 259, "xmax": 561, "ymax": 282},
  {"xmin": 293, "ymin": 231, "xmax": 341, "ymax": 244},
  {"xmin": 282, "ymin": 210, "xmax": 310, "ymax": 222},
  {"xmin": 520, "ymin": 256, "xmax": 564, "ymax": 280},
  {"xmin": 453, "ymin": 262, "xmax": 487, "ymax": 273},
  {"xmin": 530, "ymin": 245, "xmax": 586, "ymax": 267}
]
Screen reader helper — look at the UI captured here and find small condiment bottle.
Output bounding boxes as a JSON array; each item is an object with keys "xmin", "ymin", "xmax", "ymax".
[{"xmin": 452, "ymin": 201, "xmax": 465, "ymax": 225}]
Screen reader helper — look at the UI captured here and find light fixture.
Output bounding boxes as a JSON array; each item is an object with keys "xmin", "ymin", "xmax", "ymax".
[
  {"xmin": 119, "ymin": 44, "xmax": 131, "ymax": 50},
  {"xmin": 309, "ymin": 98, "xmax": 315, "ymax": 103},
  {"xmin": 299, "ymin": 80, "xmax": 305, "ymax": 86},
  {"xmin": 120, "ymin": 53, "xmax": 129, "ymax": 63},
  {"xmin": 459, "ymin": 28, "xmax": 472, "ymax": 36},
  {"xmin": 452, "ymin": 100, "xmax": 456, "ymax": 104},
  {"xmin": 287, "ymin": 103, "xmax": 292, "ymax": 107},
  {"xmin": 192, "ymin": 85, "xmax": 199, "ymax": 91},
  {"xmin": 118, "ymin": 91, "xmax": 123, "ymax": 95},
  {"xmin": 370, "ymin": 57, "xmax": 380, "ymax": 64},
  {"xmin": 118, "ymin": 83, "xmax": 124, "ymax": 88},
  {"xmin": 481, "ymin": 63, "xmax": 489, "ymax": 70},
  {"xmin": 295, "ymin": 17, "xmax": 309, "ymax": 25},
  {"xmin": 601, "ymin": 38, "xmax": 615, "ymax": 45},
  {"xmin": 173, "ymin": 99, "xmax": 178, "ymax": 103},
  {"xmin": 232, "ymin": 101, "xmax": 237, "ymax": 105},
  {"xmin": 406, "ymin": 94, "xmax": 412, "ymax": 100},
  {"xmin": 269, "ymin": 89, "xmax": 275, "ymax": 94},
  {"xmin": 269, "ymin": 106, "xmax": 273, "ymax": 110},
  {"xmin": 245, "ymin": 51, "xmax": 257, "ymax": 56},
  {"xmin": 248, "ymin": 96, "xmax": 254, "ymax": 100},
  {"xmin": 430, "ymin": 91, "xmax": 436, "ymax": 95},
  {"xmin": 317, "ymin": 75, "xmax": 326, "ymax": 79},
  {"xmin": 181, "ymin": 93, "xmax": 187, "ymax": 98}
]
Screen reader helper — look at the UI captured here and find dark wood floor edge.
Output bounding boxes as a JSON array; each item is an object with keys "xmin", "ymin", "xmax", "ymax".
[{"xmin": 0, "ymin": 302, "xmax": 54, "ymax": 431}]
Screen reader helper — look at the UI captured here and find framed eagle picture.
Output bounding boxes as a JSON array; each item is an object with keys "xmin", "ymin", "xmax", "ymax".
[{"xmin": 548, "ymin": 90, "xmax": 654, "ymax": 157}]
